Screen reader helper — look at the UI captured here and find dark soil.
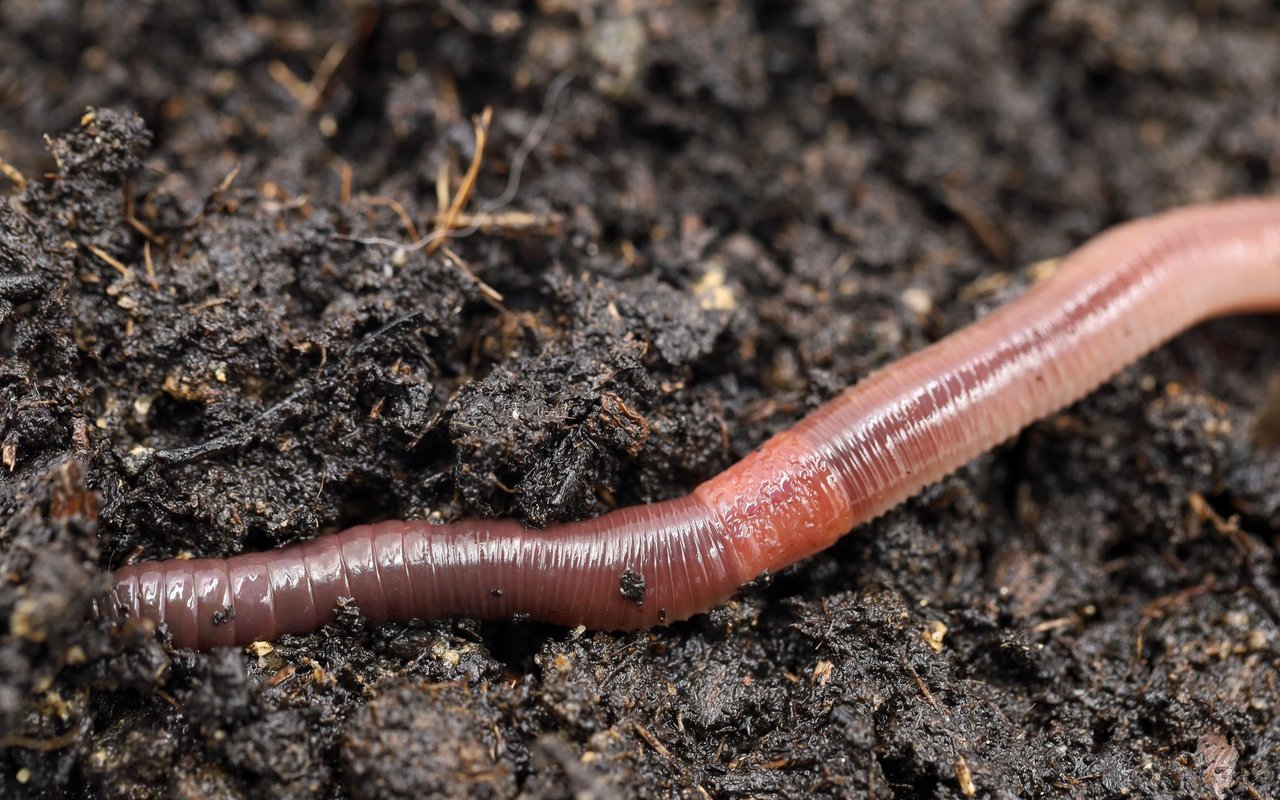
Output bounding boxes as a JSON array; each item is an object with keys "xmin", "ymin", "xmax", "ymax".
[{"xmin": 3, "ymin": 2, "xmax": 1280, "ymax": 798}]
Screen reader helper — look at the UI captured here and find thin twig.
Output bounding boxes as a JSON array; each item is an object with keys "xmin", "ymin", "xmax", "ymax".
[
  {"xmin": 85, "ymin": 243, "xmax": 133, "ymax": 279},
  {"xmin": 364, "ymin": 196, "xmax": 421, "ymax": 243},
  {"xmin": 0, "ymin": 156, "xmax": 27, "ymax": 190},
  {"xmin": 342, "ymin": 72, "xmax": 572, "ymax": 252},
  {"xmin": 428, "ymin": 107, "xmax": 492, "ymax": 255}
]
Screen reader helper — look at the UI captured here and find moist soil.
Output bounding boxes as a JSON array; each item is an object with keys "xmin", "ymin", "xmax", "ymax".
[{"xmin": 3, "ymin": 2, "xmax": 1280, "ymax": 798}]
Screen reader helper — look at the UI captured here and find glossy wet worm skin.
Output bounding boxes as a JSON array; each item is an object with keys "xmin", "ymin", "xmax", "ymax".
[{"xmin": 99, "ymin": 198, "xmax": 1280, "ymax": 649}]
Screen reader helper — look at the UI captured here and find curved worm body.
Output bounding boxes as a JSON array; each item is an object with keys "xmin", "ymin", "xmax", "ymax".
[{"xmin": 100, "ymin": 199, "xmax": 1280, "ymax": 649}]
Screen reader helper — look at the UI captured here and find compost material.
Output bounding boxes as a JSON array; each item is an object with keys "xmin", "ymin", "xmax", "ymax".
[{"xmin": 2, "ymin": 2, "xmax": 1279, "ymax": 798}]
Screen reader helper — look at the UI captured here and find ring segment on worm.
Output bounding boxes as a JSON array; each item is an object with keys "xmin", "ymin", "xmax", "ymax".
[{"xmin": 97, "ymin": 198, "xmax": 1280, "ymax": 650}]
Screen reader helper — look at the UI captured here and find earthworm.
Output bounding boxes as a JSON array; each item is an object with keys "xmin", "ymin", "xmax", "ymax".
[{"xmin": 98, "ymin": 198, "xmax": 1280, "ymax": 649}]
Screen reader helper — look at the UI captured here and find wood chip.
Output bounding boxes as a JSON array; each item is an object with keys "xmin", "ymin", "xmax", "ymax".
[
  {"xmin": 1196, "ymin": 732, "xmax": 1238, "ymax": 799},
  {"xmin": 955, "ymin": 755, "xmax": 976, "ymax": 798}
]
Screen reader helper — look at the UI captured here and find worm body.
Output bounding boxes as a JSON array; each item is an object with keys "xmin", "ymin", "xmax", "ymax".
[{"xmin": 102, "ymin": 199, "xmax": 1280, "ymax": 649}]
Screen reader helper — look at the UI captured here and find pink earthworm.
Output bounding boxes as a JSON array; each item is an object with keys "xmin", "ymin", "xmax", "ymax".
[{"xmin": 98, "ymin": 198, "xmax": 1280, "ymax": 649}]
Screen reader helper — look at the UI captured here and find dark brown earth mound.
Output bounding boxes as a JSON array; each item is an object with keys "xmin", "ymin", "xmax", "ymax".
[{"xmin": 2, "ymin": 3, "xmax": 1279, "ymax": 798}]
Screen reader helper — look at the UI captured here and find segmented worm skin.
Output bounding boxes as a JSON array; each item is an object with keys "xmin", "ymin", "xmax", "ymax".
[{"xmin": 100, "ymin": 199, "xmax": 1280, "ymax": 649}]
